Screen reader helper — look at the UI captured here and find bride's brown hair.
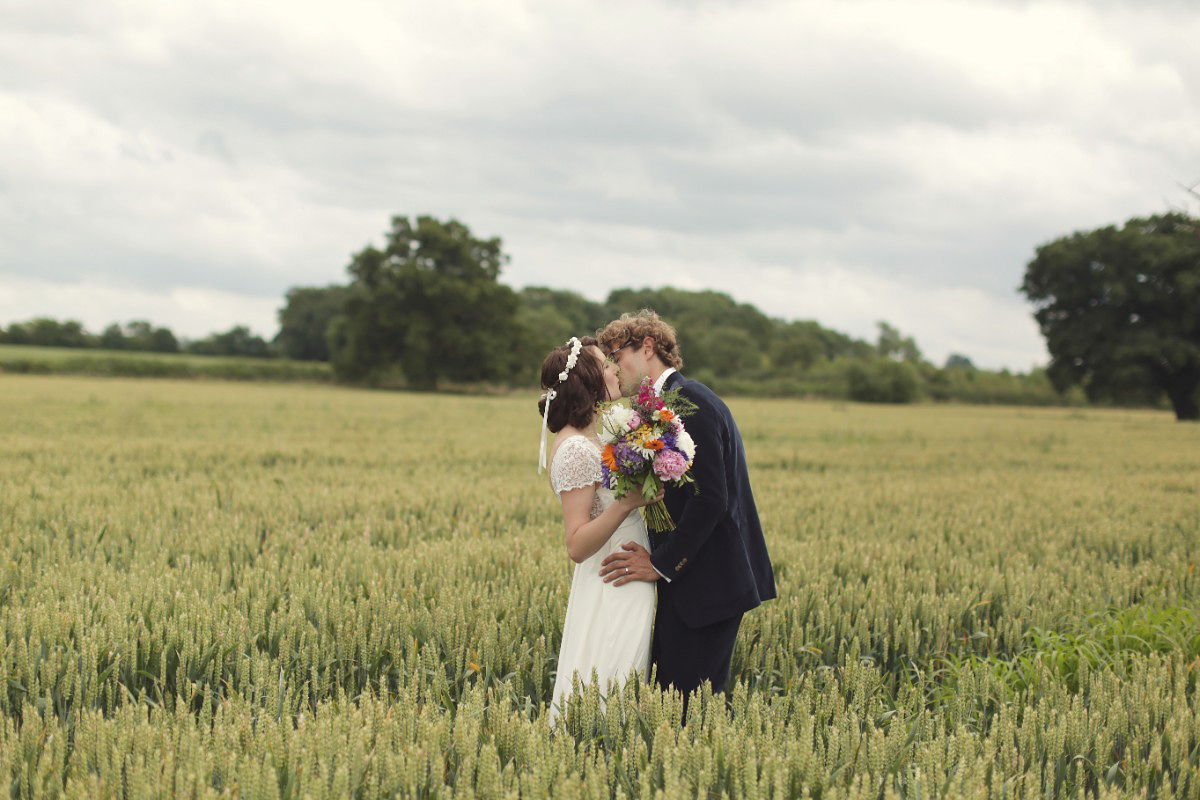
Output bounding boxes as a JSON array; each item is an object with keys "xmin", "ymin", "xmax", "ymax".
[{"xmin": 538, "ymin": 336, "xmax": 606, "ymax": 433}]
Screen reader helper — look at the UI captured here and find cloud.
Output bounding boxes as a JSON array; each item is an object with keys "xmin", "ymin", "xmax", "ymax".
[{"xmin": 1, "ymin": 0, "xmax": 1197, "ymax": 369}]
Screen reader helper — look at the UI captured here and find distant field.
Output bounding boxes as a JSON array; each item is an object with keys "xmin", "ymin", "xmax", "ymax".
[
  {"xmin": 1, "ymin": 374, "xmax": 1197, "ymax": 797},
  {"xmin": 0, "ymin": 343, "xmax": 332, "ymax": 381}
]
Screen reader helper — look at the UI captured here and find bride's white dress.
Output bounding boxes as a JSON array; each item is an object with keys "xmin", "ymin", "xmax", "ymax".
[{"xmin": 547, "ymin": 434, "xmax": 655, "ymax": 725}]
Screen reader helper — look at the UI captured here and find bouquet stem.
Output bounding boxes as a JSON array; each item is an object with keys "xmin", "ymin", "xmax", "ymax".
[{"xmin": 642, "ymin": 500, "xmax": 675, "ymax": 533}]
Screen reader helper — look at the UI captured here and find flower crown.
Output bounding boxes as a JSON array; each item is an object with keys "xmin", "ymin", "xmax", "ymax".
[
  {"xmin": 537, "ymin": 336, "xmax": 584, "ymax": 474},
  {"xmin": 557, "ymin": 337, "xmax": 583, "ymax": 383}
]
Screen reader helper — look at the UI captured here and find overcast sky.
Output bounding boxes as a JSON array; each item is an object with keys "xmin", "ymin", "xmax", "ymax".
[{"xmin": 2, "ymin": 0, "xmax": 1197, "ymax": 370}]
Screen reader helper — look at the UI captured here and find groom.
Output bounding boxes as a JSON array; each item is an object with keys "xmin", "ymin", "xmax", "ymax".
[{"xmin": 597, "ymin": 309, "xmax": 776, "ymax": 705}]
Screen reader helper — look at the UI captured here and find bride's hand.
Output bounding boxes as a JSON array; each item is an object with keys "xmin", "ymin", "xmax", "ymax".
[{"xmin": 620, "ymin": 489, "xmax": 665, "ymax": 511}]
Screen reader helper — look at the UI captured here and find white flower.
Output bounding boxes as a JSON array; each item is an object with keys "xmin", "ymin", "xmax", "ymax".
[
  {"xmin": 598, "ymin": 406, "xmax": 635, "ymax": 444},
  {"xmin": 556, "ymin": 337, "xmax": 583, "ymax": 384},
  {"xmin": 675, "ymin": 429, "xmax": 696, "ymax": 463}
]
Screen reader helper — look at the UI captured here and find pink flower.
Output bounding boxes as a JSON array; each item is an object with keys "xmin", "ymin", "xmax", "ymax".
[
  {"xmin": 652, "ymin": 449, "xmax": 688, "ymax": 481},
  {"xmin": 628, "ymin": 412, "xmax": 642, "ymax": 430}
]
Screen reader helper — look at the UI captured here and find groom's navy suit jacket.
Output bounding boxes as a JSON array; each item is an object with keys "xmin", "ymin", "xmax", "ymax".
[{"xmin": 649, "ymin": 371, "xmax": 776, "ymax": 628}]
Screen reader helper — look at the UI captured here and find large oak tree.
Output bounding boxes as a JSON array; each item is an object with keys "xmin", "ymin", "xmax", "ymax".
[
  {"xmin": 331, "ymin": 216, "xmax": 522, "ymax": 389},
  {"xmin": 1021, "ymin": 213, "xmax": 1200, "ymax": 420}
]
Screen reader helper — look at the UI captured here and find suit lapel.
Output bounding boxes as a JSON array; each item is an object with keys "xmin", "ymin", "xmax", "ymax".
[{"xmin": 654, "ymin": 369, "xmax": 687, "ymax": 556}]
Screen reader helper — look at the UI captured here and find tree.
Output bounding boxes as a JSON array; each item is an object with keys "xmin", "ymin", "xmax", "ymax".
[
  {"xmin": 332, "ymin": 216, "xmax": 522, "ymax": 389},
  {"xmin": 3, "ymin": 317, "xmax": 90, "ymax": 348},
  {"xmin": 593, "ymin": 288, "xmax": 875, "ymax": 379},
  {"xmin": 124, "ymin": 321, "xmax": 156, "ymax": 348},
  {"xmin": 604, "ymin": 288, "xmax": 776, "ymax": 346},
  {"xmin": 123, "ymin": 320, "xmax": 179, "ymax": 353},
  {"xmin": 876, "ymin": 322, "xmax": 922, "ymax": 363},
  {"xmin": 769, "ymin": 321, "xmax": 827, "ymax": 371},
  {"xmin": 944, "ymin": 353, "xmax": 975, "ymax": 370},
  {"xmin": 274, "ymin": 286, "xmax": 350, "ymax": 361},
  {"xmin": 846, "ymin": 359, "xmax": 922, "ymax": 403},
  {"xmin": 685, "ymin": 325, "xmax": 763, "ymax": 376},
  {"xmin": 1021, "ymin": 212, "xmax": 1200, "ymax": 421},
  {"xmin": 99, "ymin": 323, "xmax": 127, "ymax": 350},
  {"xmin": 146, "ymin": 327, "xmax": 180, "ymax": 353},
  {"xmin": 601, "ymin": 288, "xmax": 776, "ymax": 377},
  {"xmin": 186, "ymin": 326, "xmax": 271, "ymax": 358},
  {"xmin": 515, "ymin": 287, "xmax": 608, "ymax": 381}
]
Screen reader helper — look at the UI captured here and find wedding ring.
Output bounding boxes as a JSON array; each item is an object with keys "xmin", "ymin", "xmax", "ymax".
[{"xmin": 625, "ymin": 567, "xmax": 630, "ymax": 574}]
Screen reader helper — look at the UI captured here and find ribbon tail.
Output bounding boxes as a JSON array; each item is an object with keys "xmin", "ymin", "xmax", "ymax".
[{"xmin": 537, "ymin": 395, "xmax": 553, "ymax": 474}]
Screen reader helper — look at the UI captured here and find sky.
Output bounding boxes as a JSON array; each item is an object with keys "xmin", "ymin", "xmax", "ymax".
[{"xmin": 2, "ymin": 0, "xmax": 1197, "ymax": 371}]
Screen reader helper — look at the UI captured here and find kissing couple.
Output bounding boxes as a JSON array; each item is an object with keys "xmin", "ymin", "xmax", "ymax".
[{"xmin": 537, "ymin": 309, "xmax": 776, "ymax": 724}]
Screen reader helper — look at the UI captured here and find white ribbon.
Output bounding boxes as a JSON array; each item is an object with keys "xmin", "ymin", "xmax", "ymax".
[{"xmin": 537, "ymin": 388, "xmax": 557, "ymax": 474}]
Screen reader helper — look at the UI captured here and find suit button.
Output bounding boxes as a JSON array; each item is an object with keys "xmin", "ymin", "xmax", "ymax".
[{"xmin": 675, "ymin": 558, "xmax": 687, "ymax": 572}]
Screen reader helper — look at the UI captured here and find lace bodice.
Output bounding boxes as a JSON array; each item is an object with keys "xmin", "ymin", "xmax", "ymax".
[{"xmin": 550, "ymin": 435, "xmax": 610, "ymax": 519}]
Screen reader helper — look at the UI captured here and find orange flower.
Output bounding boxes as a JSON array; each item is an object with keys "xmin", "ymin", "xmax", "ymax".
[
  {"xmin": 646, "ymin": 439, "xmax": 665, "ymax": 451},
  {"xmin": 601, "ymin": 444, "xmax": 618, "ymax": 470},
  {"xmin": 658, "ymin": 409, "xmax": 675, "ymax": 422}
]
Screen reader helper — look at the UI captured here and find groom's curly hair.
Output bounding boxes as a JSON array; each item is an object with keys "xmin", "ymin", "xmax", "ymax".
[
  {"xmin": 538, "ymin": 336, "xmax": 607, "ymax": 433},
  {"xmin": 596, "ymin": 309, "xmax": 684, "ymax": 370}
]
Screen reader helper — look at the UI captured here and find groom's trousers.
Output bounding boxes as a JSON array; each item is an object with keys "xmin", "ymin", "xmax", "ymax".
[{"xmin": 650, "ymin": 586, "xmax": 743, "ymax": 708}]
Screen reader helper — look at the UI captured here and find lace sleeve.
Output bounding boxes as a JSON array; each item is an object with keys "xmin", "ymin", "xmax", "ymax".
[{"xmin": 550, "ymin": 437, "xmax": 603, "ymax": 496}]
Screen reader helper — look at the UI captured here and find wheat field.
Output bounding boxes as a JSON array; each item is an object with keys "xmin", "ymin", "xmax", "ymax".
[{"xmin": 0, "ymin": 374, "xmax": 1197, "ymax": 798}]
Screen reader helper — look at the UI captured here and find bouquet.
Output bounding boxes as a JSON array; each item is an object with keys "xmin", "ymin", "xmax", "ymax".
[{"xmin": 597, "ymin": 377, "xmax": 698, "ymax": 532}]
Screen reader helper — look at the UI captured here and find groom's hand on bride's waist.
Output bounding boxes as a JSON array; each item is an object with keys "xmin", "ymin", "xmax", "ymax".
[{"xmin": 600, "ymin": 542, "xmax": 661, "ymax": 586}]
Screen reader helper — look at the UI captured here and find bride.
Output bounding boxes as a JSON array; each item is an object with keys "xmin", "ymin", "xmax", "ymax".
[{"xmin": 537, "ymin": 336, "xmax": 659, "ymax": 725}]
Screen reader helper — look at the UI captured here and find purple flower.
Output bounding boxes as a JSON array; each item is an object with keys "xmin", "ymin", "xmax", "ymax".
[{"xmin": 613, "ymin": 442, "xmax": 645, "ymax": 469}]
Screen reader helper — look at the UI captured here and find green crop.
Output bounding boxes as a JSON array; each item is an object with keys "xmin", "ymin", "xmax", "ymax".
[{"xmin": 0, "ymin": 376, "xmax": 1196, "ymax": 798}]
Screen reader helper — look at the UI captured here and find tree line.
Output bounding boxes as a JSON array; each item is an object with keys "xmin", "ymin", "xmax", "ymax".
[
  {"xmin": 4, "ymin": 212, "xmax": 1196, "ymax": 417},
  {"xmin": 278, "ymin": 217, "xmax": 1067, "ymax": 407},
  {"xmin": 0, "ymin": 319, "xmax": 273, "ymax": 358},
  {"xmin": 267, "ymin": 213, "xmax": 1200, "ymax": 417},
  {"xmin": 0, "ymin": 216, "xmax": 1047, "ymax": 405}
]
